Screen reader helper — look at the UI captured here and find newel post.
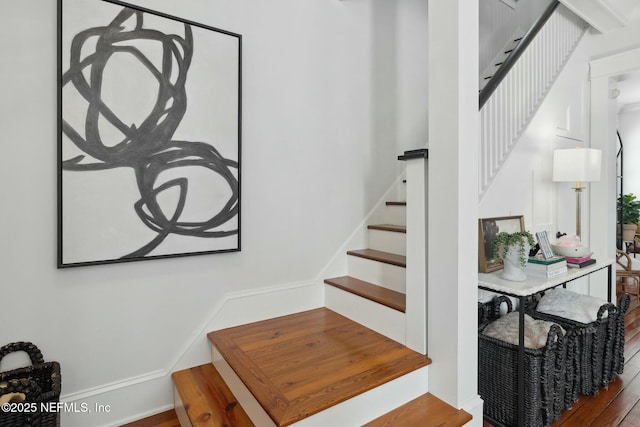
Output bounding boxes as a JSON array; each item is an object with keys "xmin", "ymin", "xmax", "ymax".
[{"xmin": 398, "ymin": 149, "xmax": 428, "ymax": 354}]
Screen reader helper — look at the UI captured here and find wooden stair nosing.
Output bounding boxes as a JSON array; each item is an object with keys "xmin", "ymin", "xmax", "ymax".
[
  {"xmin": 362, "ymin": 392, "xmax": 472, "ymax": 427},
  {"xmin": 367, "ymin": 224, "xmax": 406, "ymax": 234},
  {"xmin": 172, "ymin": 364, "xmax": 255, "ymax": 427},
  {"xmin": 324, "ymin": 276, "xmax": 406, "ymax": 312},
  {"xmin": 207, "ymin": 308, "xmax": 431, "ymax": 427},
  {"xmin": 347, "ymin": 248, "xmax": 406, "ymax": 268}
]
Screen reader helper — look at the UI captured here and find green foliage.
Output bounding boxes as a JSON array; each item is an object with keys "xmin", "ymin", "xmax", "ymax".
[
  {"xmin": 618, "ymin": 193, "xmax": 640, "ymax": 225},
  {"xmin": 493, "ymin": 231, "xmax": 536, "ymax": 268}
]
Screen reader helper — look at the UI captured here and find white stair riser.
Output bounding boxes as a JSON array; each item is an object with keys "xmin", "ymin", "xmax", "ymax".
[
  {"xmin": 348, "ymin": 256, "xmax": 406, "ymax": 293},
  {"xmin": 210, "ymin": 343, "xmax": 429, "ymax": 427},
  {"xmin": 325, "ymin": 285, "xmax": 406, "ymax": 344},
  {"xmin": 210, "ymin": 346, "xmax": 277, "ymax": 427},
  {"xmin": 383, "ymin": 205, "xmax": 406, "ymax": 226},
  {"xmin": 291, "ymin": 366, "xmax": 428, "ymax": 427},
  {"xmin": 173, "ymin": 387, "xmax": 193, "ymax": 427},
  {"xmin": 368, "ymin": 229, "xmax": 406, "ymax": 256}
]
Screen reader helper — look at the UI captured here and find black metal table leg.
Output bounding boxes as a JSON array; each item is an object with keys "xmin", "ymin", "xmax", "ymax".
[
  {"xmin": 608, "ymin": 264, "xmax": 612, "ymax": 302},
  {"xmin": 518, "ymin": 296, "xmax": 526, "ymax": 427}
]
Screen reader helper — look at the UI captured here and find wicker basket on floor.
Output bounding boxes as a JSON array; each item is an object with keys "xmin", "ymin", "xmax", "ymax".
[
  {"xmin": 478, "ymin": 297, "xmax": 567, "ymax": 427},
  {"xmin": 531, "ymin": 293, "xmax": 629, "ymax": 398},
  {"xmin": 0, "ymin": 342, "xmax": 61, "ymax": 427},
  {"xmin": 0, "ymin": 378, "xmax": 42, "ymax": 427}
]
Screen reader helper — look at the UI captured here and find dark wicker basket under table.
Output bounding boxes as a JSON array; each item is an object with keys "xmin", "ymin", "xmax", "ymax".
[
  {"xmin": 530, "ymin": 293, "xmax": 630, "ymax": 399},
  {"xmin": 478, "ymin": 297, "xmax": 567, "ymax": 427},
  {"xmin": 0, "ymin": 342, "xmax": 61, "ymax": 427}
]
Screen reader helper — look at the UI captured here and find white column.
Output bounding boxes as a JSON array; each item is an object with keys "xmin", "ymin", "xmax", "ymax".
[{"xmin": 427, "ymin": 0, "xmax": 480, "ymax": 414}]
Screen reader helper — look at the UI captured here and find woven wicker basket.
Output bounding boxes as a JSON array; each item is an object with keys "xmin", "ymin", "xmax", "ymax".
[
  {"xmin": 531, "ymin": 293, "xmax": 629, "ymax": 398},
  {"xmin": 478, "ymin": 297, "xmax": 567, "ymax": 427},
  {"xmin": 0, "ymin": 342, "xmax": 61, "ymax": 427}
]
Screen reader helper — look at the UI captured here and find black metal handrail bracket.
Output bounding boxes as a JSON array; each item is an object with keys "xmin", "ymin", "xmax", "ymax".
[{"xmin": 398, "ymin": 148, "xmax": 429, "ymax": 161}]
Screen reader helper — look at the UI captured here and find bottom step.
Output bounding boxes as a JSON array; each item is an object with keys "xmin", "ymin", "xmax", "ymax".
[
  {"xmin": 208, "ymin": 308, "xmax": 431, "ymax": 426},
  {"xmin": 363, "ymin": 392, "xmax": 472, "ymax": 427},
  {"xmin": 172, "ymin": 364, "xmax": 254, "ymax": 427}
]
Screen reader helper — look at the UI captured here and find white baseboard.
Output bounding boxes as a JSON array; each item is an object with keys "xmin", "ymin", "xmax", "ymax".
[{"xmin": 60, "ymin": 374, "xmax": 173, "ymax": 427}]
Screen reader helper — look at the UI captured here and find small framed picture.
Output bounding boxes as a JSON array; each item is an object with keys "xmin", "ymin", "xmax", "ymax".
[
  {"xmin": 536, "ymin": 231, "xmax": 554, "ymax": 259},
  {"xmin": 478, "ymin": 215, "xmax": 525, "ymax": 273}
]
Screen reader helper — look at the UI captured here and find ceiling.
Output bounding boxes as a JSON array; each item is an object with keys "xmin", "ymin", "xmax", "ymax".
[{"xmin": 560, "ymin": 0, "xmax": 640, "ymax": 33}]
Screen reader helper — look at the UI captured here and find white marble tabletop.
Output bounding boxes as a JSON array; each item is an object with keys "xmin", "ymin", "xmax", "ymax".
[{"xmin": 478, "ymin": 259, "xmax": 614, "ymax": 297}]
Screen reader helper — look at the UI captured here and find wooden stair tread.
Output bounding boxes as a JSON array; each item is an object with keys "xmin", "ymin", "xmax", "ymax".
[
  {"xmin": 367, "ymin": 224, "xmax": 406, "ymax": 234},
  {"xmin": 172, "ymin": 364, "xmax": 254, "ymax": 427},
  {"xmin": 363, "ymin": 392, "xmax": 472, "ymax": 427},
  {"xmin": 325, "ymin": 276, "xmax": 406, "ymax": 312},
  {"xmin": 385, "ymin": 201, "xmax": 406, "ymax": 206},
  {"xmin": 347, "ymin": 248, "xmax": 406, "ymax": 267},
  {"xmin": 208, "ymin": 308, "xmax": 431, "ymax": 427}
]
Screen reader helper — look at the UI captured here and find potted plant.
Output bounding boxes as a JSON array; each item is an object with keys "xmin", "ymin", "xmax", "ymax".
[
  {"xmin": 618, "ymin": 193, "xmax": 640, "ymax": 241},
  {"xmin": 493, "ymin": 230, "xmax": 535, "ymax": 281}
]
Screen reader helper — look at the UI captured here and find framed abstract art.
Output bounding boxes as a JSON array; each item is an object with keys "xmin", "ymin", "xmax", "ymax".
[{"xmin": 58, "ymin": 0, "xmax": 242, "ymax": 267}]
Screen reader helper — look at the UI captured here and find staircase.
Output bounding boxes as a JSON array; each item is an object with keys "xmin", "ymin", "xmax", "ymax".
[
  {"xmin": 324, "ymin": 202, "xmax": 408, "ymax": 344},
  {"xmin": 170, "ymin": 153, "xmax": 471, "ymax": 426},
  {"xmin": 173, "ymin": 307, "xmax": 471, "ymax": 427},
  {"xmin": 478, "ymin": 1, "xmax": 589, "ymax": 199}
]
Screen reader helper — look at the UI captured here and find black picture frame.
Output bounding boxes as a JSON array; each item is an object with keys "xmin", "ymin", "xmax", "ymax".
[
  {"xmin": 478, "ymin": 215, "xmax": 525, "ymax": 273},
  {"xmin": 58, "ymin": 0, "xmax": 242, "ymax": 267}
]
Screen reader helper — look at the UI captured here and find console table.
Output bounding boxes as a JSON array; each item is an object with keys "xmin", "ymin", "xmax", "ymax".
[{"xmin": 478, "ymin": 259, "xmax": 614, "ymax": 427}]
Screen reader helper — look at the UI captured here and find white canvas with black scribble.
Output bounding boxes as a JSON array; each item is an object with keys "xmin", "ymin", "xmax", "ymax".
[{"xmin": 59, "ymin": 0, "xmax": 241, "ymax": 267}]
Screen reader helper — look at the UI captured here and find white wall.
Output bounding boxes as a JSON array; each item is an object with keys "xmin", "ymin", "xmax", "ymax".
[
  {"xmin": 618, "ymin": 108, "xmax": 640, "ymax": 196},
  {"xmin": 0, "ymin": 1, "xmax": 428, "ymax": 425}
]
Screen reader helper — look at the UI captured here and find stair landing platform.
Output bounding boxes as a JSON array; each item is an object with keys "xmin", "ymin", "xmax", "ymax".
[{"xmin": 208, "ymin": 308, "xmax": 431, "ymax": 427}]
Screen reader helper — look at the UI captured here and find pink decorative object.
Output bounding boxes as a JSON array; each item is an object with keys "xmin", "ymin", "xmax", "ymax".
[{"xmin": 551, "ymin": 235, "xmax": 590, "ymax": 257}]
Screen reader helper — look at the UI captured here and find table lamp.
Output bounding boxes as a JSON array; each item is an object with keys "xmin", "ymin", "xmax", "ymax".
[{"xmin": 552, "ymin": 148, "xmax": 602, "ymax": 239}]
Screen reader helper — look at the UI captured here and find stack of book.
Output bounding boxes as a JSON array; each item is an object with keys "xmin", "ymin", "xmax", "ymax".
[
  {"xmin": 526, "ymin": 255, "xmax": 568, "ymax": 278},
  {"xmin": 566, "ymin": 255, "xmax": 596, "ymax": 268}
]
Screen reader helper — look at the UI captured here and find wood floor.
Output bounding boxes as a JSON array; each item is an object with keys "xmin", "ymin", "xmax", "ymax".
[
  {"xmin": 549, "ymin": 296, "xmax": 640, "ymax": 427},
  {"xmin": 120, "ymin": 409, "xmax": 180, "ymax": 427}
]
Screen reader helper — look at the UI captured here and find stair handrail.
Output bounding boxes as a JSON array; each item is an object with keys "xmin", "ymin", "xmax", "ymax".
[{"xmin": 479, "ymin": 0, "xmax": 560, "ymax": 109}]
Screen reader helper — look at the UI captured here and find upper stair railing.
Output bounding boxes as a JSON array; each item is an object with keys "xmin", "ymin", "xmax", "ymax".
[
  {"xmin": 478, "ymin": 1, "xmax": 588, "ymax": 199},
  {"xmin": 479, "ymin": 1, "xmax": 560, "ymax": 109}
]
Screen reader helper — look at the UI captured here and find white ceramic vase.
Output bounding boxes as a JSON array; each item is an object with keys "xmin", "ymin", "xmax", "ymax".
[{"xmin": 501, "ymin": 243, "xmax": 529, "ymax": 282}]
